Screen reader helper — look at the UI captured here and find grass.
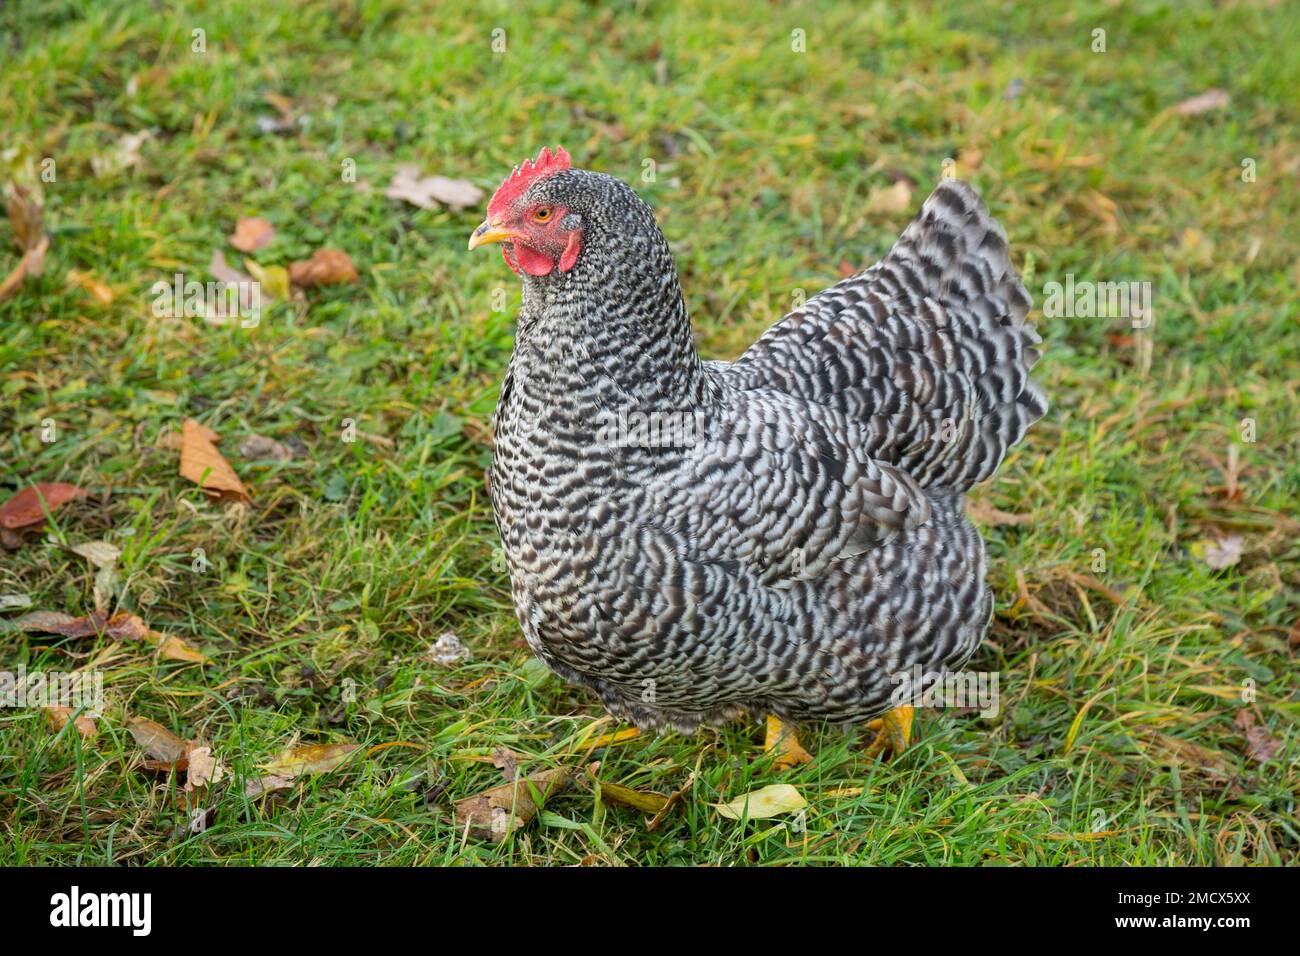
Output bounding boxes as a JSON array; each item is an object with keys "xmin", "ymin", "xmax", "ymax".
[{"xmin": 0, "ymin": 0, "xmax": 1296, "ymax": 866}]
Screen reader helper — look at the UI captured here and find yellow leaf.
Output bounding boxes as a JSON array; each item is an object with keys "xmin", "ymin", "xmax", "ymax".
[
  {"xmin": 243, "ymin": 258, "xmax": 290, "ymax": 300},
  {"xmin": 712, "ymin": 783, "xmax": 806, "ymax": 820},
  {"xmin": 261, "ymin": 742, "xmax": 361, "ymax": 777},
  {"xmin": 598, "ymin": 780, "xmax": 670, "ymax": 813}
]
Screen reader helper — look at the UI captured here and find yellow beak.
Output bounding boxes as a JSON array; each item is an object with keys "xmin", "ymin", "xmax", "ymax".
[{"xmin": 468, "ymin": 219, "xmax": 516, "ymax": 251}]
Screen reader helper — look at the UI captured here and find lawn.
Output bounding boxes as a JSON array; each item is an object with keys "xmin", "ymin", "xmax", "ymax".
[{"xmin": 0, "ymin": 0, "xmax": 1296, "ymax": 866}]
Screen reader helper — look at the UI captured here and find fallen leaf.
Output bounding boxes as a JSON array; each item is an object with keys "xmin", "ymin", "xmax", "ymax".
[
  {"xmin": 647, "ymin": 771, "xmax": 694, "ymax": 832},
  {"xmin": 385, "ymin": 165, "xmax": 484, "ymax": 212},
  {"xmin": 0, "ymin": 482, "xmax": 87, "ymax": 531},
  {"xmin": 0, "ymin": 594, "xmax": 33, "ymax": 611},
  {"xmin": 150, "ymin": 632, "xmax": 209, "ymax": 664},
  {"xmin": 491, "ymin": 746, "xmax": 522, "ymax": 781},
  {"xmin": 1172, "ymin": 89, "xmax": 1230, "ymax": 116},
  {"xmin": 712, "ymin": 783, "xmax": 806, "ymax": 820},
  {"xmin": 237, "ymin": 434, "xmax": 292, "ymax": 462},
  {"xmin": 866, "ymin": 180, "xmax": 913, "ymax": 216},
  {"xmin": 597, "ymin": 779, "xmax": 670, "ymax": 813},
  {"xmin": 66, "ymin": 269, "xmax": 114, "ymax": 306},
  {"xmin": 229, "ymin": 217, "xmax": 275, "ymax": 253},
  {"xmin": 244, "ymin": 773, "xmax": 295, "ymax": 799},
  {"xmin": 243, "ymin": 258, "xmax": 290, "ymax": 301},
  {"xmin": 0, "ymin": 233, "xmax": 50, "ymax": 302},
  {"xmin": 289, "ymin": 249, "xmax": 358, "ymax": 288},
  {"xmin": 46, "ymin": 706, "xmax": 97, "ymax": 741},
  {"xmin": 1235, "ymin": 710, "xmax": 1281, "ymax": 764},
  {"xmin": 206, "ymin": 250, "xmax": 259, "ymax": 315},
  {"xmin": 5, "ymin": 182, "xmax": 44, "ymax": 252},
  {"xmin": 0, "ymin": 609, "xmax": 207, "ymax": 663},
  {"xmin": 1192, "ymin": 535, "xmax": 1244, "ymax": 570},
  {"xmin": 209, "ymin": 248, "xmax": 252, "ymax": 286},
  {"xmin": 128, "ymin": 716, "xmax": 190, "ymax": 763},
  {"xmin": 453, "ymin": 766, "xmax": 571, "ymax": 842},
  {"xmin": 261, "ymin": 742, "xmax": 361, "ymax": 777},
  {"xmin": 69, "ymin": 540, "xmax": 121, "ymax": 568},
  {"xmin": 185, "ymin": 745, "xmax": 226, "ymax": 789},
  {"xmin": 179, "ymin": 418, "xmax": 251, "ymax": 504}
]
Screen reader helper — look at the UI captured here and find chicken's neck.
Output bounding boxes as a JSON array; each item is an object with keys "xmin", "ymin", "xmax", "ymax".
[{"xmin": 510, "ymin": 253, "xmax": 716, "ymax": 417}]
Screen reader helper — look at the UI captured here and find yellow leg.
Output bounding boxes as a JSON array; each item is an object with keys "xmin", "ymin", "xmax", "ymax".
[
  {"xmin": 863, "ymin": 705, "xmax": 914, "ymax": 759},
  {"xmin": 764, "ymin": 715, "xmax": 813, "ymax": 770}
]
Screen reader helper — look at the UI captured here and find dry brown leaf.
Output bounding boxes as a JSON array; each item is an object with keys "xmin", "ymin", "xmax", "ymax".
[
  {"xmin": 385, "ymin": 165, "xmax": 484, "ymax": 211},
  {"xmin": 128, "ymin": 716, "xmax": 190, "ymax": 763},
  {"xmin": 261, "ymin": 742, "xmax": 361, "ymax": 778},
  {"xmin": 1235, "ymin": 710, "xmax": 1281, "ymax": 764},
  {"xmin": 69, "ymin": 540, "xmax": 121, "ymax": 568},
  {"xmin": 46, "ymin": 705, "xmax": 97, "ymax": 741},
  {"xmin": 491, "ymin": 746, "xmax": 523, "ymax": 781},
  {"xmin": 244, "ymin": 772, "xmax": 295, "ymax": 799},
  {"xmin": 179, "ymin": 418, "xmax": 251, "ymax": 503},
  {"xmin": 1172, "ymin": 89, "xmax": 1230, "ymax": 116},
  {"xmin": 229, "ymin": 217, "xmax": 275, "ymax": 253},
  {"xmin": 0, "ymin": 482, "xmax": 87, "ymax": 531},
  {"xmin": 647, "ymin": 771, "xmax": 694, "ymax": 832},
  {"xmin": 288, "ymin": 249, "xmax": 358, "ymax": 288},
  {"xmin": 0, "ymin": 233, "xmax": 50, "ymax": 302},
  {"xmin": 66, "ymin": 269, "xmax": 114, "ymax": 305},
  {"xmin": 453, "ymin": 767, "xmax": 571, "ymax": 842},
  {"xmin": 209, "ymin": 248, "xmax": 252, "ymax": 286},
  {"xmin": 6, "ymin": 183, "xmax": 44, "ymax": 251},
  {"xmin": 185, "ymin": 746, "xmax": 226, "ymax": 789},
  {"xmin": 2, "ymin": 609, "xmax": 207, "ymax": 663}
]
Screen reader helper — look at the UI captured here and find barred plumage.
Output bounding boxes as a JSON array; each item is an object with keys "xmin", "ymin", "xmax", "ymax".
[{"xmin": 479, "ymin": 159, "xmax": 1046, "ymax": 733}]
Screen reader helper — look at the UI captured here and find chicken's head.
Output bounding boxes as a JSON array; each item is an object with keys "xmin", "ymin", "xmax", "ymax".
[{"xmin": 468, "ymin": 146, "xmax": 583, "ymax": 277}]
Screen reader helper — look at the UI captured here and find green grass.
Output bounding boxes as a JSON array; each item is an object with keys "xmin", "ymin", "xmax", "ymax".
[{"xmin": 1, "ymin": 0, "xmax": 1296, "ymax": 866}]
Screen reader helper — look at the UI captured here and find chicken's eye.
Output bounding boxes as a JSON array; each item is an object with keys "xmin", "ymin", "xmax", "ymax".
[{"xmin": 533, "ymin": 206, "xmax": 554, "ymax": 223}]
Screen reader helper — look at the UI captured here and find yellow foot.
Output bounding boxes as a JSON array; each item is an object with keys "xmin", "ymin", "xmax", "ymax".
[
  {"xmin": 864, "ymin": 705, "xmax": 914, "ymax": 760},
  {"xmin": 764, "ymin": 715, "xmax": 812, "ymax": 770}
]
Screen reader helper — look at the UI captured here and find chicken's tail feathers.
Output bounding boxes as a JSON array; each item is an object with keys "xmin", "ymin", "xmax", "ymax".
[{"xmin": 886, "ymin": 179, "xmax": 1047, "ymax": 491}]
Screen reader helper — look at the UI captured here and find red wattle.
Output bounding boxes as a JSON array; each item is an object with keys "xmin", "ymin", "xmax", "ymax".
[
  {"xmin": 559, "ymin": 231, "xmax": 582, "ymax": 272},
  {"xmin": 501, "ymin": 246, "xmax": 521, "ymax": 276},
  {"xmin": 514, "ymin": 243, "xmax": 554, "ymax": 276}
]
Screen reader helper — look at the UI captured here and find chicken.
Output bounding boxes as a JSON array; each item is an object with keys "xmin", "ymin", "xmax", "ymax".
[{"xmin": 469, "ymin": 147, "xmax": 1046, "ymax": 764}]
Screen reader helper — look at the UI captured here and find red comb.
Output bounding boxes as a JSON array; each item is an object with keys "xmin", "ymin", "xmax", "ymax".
[{"xmin": 487, "ymin": 146, "xmax": 572, "ymax": 217}]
